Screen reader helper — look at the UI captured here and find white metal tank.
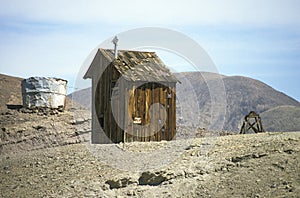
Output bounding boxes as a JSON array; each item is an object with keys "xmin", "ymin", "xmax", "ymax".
[{"xmin": 22, "ymin": 77, "xmax": 67, "ymax": 109}]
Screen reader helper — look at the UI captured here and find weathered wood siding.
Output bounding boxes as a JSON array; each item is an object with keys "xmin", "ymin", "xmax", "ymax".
[
  {"xmin": 96, "ymin": 74, "xmax": 176, "ymax": 143},
  {"xmin": 95, "ymin": 64, "xmax": 123, "ymax": 143}
]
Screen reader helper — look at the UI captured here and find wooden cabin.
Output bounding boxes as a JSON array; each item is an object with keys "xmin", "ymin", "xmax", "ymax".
[{"xmin": 84, "ymin": 48, "xmax": 179, "ymax": 143}]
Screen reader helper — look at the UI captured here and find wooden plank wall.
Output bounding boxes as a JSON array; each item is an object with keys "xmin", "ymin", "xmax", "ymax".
[
  {"xmin": 96, "ymin": 64, "xmax": 124, "ymax": 143},
  {"xmin": 123, "ymin": 82, "xmax": 176, "ymax": 142},
  {"xmin": 97, "ymin": 73, "xmax": 177, "ymax": 143}
]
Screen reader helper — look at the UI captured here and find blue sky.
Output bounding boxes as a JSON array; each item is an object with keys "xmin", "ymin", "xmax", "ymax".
[{"xmin": 0, "ymin": 0, "xmax": 299, "ymax": 101}]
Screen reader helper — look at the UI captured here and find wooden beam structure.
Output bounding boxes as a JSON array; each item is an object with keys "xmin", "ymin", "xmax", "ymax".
[{"xmin": 240, "ymin": 111, "xmax": 265, "ymax": 134}]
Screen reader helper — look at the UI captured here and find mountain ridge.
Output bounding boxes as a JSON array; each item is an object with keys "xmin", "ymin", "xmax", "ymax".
[
  {"xmin": 69, "ymin": 71, "xmax": 300, "ymax": 132},
  {"xmin": 1, "ymin": 72, "xmax": 299, "ymax": 132}
]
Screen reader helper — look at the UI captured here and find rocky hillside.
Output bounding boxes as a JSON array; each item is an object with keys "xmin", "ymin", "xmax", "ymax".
[
  {"xmin": 0, "ymin": 73, "xmax": 91, "ymax": 155},
  {"xmin": 69, "ymin": 72, "xmax": 300, "ymax": 132},
  {"xmin": 261, "ymin": 105, "xmax": 300, "ymax": 132},
  {"xmin": 222, "ymin": 75, "xmax": 299, "ymax": 131},
  {"xmin": 0, "ymin": 74, "xmax": 23, "ymax": 112},
  {"xmin": 0, "ymin": 108, "xmax": 91, "ymax": 155},
  {"xmin": 69, "ymin": 87, "xmax": 91, "ymax": 110}
]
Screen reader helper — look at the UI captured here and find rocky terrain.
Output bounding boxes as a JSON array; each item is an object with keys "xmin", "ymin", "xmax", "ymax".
[
  {"xmin": 261, "ymin": 105, "xmax": 300, "ymax": 132},
  {"xmin": 1, "ymin": 73, "xmax": 299, "ymax": 197},
  {"xmin": 0, "ymin": 107, "xmax": 91, "ymax": 155},
  {"xmin": 1, "ymin": 131, "xmax": 299, "ymax": 197}
]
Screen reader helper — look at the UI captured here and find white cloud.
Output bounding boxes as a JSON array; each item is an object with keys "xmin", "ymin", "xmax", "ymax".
[{"xmin": 0, "ymin": 0, "xmax": 300, "ymax": 26}]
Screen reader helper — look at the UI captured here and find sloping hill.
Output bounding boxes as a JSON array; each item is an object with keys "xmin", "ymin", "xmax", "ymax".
[
  {"xmin": 68, "ymin": 87, "xmax": 91, "ymax": 110},
  {"xmin": 222, "ymin": 75, "xmax": 299, "ymax": 131},
  {"xmin": 175, "ymin": 72, "xmax": 300, "ymax": 131},
  {"xmin": 69, "ymin": 72, "xmax": 300, "ymax": 132},
  {"xmin": 0, "ymin": 74, "xmax": 23, "ymax": 112},
  {"xmin": 261, "ymin": 105, "xmax": 300, "ymax": 132}
]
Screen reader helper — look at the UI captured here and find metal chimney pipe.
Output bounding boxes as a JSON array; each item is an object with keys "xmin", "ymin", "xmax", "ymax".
[{"xmin": 112, "ymin": 36, "xmax": 119, "ymax": 59}]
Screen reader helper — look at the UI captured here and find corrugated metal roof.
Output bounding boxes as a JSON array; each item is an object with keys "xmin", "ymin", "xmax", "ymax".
[{"xmin": 100, "ymin": 49, "xmax": 179, "ymax": 83}]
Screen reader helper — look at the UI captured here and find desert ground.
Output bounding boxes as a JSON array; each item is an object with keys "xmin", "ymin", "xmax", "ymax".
[{"xmin": 0, "ymin": 108, "xmax": 299, "ymax": 197}]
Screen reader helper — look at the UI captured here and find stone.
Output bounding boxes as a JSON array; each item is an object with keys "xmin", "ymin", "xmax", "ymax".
[
  {"xmin": 126, "ymin": 190, "xmax": 136, "ymax": 196},
  {"xmin": 282, "ymin": 181, "xmax": 289, "ymax": 185},
  {"xmin": 32, "ymin": 125, "xmax": 46, "ymax": 131},
  {"xmin": 105, "ymin": 177, "xmax": 136, "ymax": 189},
  {"xmin": 138, "ymin": 171, "xmax": 168, "ymax": 186},
  {"xmin": 221, "ymin": 167, "xmax": 228, "ymax": 172},
  {"xmin": 270, "ymin": 184, "xmax": 276, "ymax": 188},
  {"xmin": 101, "ymin": 184, "xmax": 110, "ymax": 191}
]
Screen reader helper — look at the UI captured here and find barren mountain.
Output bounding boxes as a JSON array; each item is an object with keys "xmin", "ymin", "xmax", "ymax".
[
  {"xmin": 69, "ymin": 87, "xmax": 91, "ymax": 110},
  {"xmin": 222, "ymin": 75, "xmax": 299, "ymax": 131},
  {"xmin": 261, "ymin": 105, "xmax": 300, "ymax": 132},
  {"xmin": 0, "ymin": 74, "xmax": 23, "ymax": 112},
  {"xmin": 69, "ymin": 72, "xmax": 300, "ymax": 132}
]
